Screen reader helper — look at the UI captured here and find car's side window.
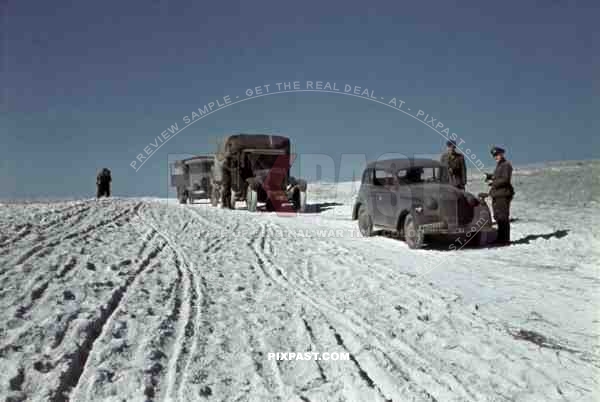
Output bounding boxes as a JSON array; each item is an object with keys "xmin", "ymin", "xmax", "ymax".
[
  {"xmin": 397, "ymin": 168, "xmax": 424, "ymax": 184},
  {"xmin": 374, "ymin": 169, "xmax": 395, "ymax": 187},
  {"xmin": 396, "ymin": 169, "xmax": 408, "ymax": 184}
]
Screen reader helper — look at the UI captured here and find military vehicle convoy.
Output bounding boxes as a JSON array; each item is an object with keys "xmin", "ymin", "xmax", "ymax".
[
  {"xmin": 171, "ymin": 134, "xmax": 307, "ymax": 212},
  {"xmin": 170, "ymin": 155, "xmax": 215, "ymax": 204}
]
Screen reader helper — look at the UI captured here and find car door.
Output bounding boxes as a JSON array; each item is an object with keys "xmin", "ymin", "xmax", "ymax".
[
  {"xmin": 395, "ymin": 169, "xmax": 414, "ymax": 217},
  {"xmin": 371, "ymin": 168, "xmax": 395, "ymax": 227}
]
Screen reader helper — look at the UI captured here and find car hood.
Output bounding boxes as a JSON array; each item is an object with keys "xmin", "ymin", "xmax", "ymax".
[{"xmin": 393, "ymin": 182, "xmax": 477, "ymax": 202}]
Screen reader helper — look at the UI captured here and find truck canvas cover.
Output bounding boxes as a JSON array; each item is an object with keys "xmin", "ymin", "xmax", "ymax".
[{"xmin": 217, "ymin": 134, "xmax": 291, "ymax": 156}]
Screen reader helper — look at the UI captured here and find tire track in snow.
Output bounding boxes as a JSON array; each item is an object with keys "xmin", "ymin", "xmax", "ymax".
[
  {"xmin": 247, "ymin": 221, "xmax": 474, "ymax": 401},
  {"xmin": 249, "ymin": 224, "xmax": 395, "ymax": 401},
  {"xmin": 1, "ymin": 204, "xmax": 145, "ymax": 334},
  {"xmin": 185, "ymin": 206, "xmax": 530, "ymax": 400},
  {"xmin": 279, "ymin": 223, "xmax": 585, "ymax": 399},
  {"xmin": 52, "ymin": 226, "xmax": 167, "ymax": 402},
  {"xmin": 0, "ymin": 234, "xmax": 149, "ymax": 361},
  {"xmin": 184, "ymin": 209, "xmax": 414, "ymax": 399},
  {"xmin": 5, "ymin": 202, "xmax": 142, "ymax": 270},
  {"xmin": 71, "ymin": 222, "xmax": 178, "ymax": 402},
  {"xmin": 135, "ymin": 213, "xmax": 204, "ymax": 402},
  {"xmin": 0, "ymin": 201, "xmax": 91, "ymax": 249}
]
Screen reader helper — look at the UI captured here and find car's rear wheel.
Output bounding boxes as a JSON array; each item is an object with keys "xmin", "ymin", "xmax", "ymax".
[
  {"xmin": 358, "ymin": 204, "xmax": 373, "ymax": 237},
  {"xmin": 404, "ymin": 214, "xmax": 424, "ymax": 249}
]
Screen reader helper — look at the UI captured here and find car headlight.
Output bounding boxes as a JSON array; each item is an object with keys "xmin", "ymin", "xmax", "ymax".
[{"xmin": 424, "ymin": 197, "xmax": 438, "ymax": 210}]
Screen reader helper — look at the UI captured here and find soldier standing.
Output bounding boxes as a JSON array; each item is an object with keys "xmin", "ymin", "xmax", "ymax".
[
  {"xmin": 221, "ymin": 156, "xmax": 234, "ymax": 209},
  {"xmin": 96, "ymin": 168, "xmax": 112, "ymax": 198},
  {"xmin": 440, "ymin": 140, "xmax": 467, "ymax": 189},
  {"xmin": 485, "ymin": 146, "xmax": 514, "ymax": 245}
]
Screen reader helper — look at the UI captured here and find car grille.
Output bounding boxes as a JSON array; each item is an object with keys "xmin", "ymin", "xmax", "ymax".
[
  {"xmin": 456, "ymin": 195, "xmax": 474, "ymax": 225},
  {"xmin": 439, "ymin": 195, "xmax": 474, "ymax": 226}
]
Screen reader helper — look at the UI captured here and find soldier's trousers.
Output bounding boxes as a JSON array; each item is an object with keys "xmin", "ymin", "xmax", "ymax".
[
  {"xmin": 221, "ymin": 178, "xmax": 233, "ymax": 209},
  {"xmin": 97, "ymin": 183, "xmax": 110, "ymax": 198},
  {"xmin": 492, "ymin": 196, "xmax": 511, "ymax": 243}
]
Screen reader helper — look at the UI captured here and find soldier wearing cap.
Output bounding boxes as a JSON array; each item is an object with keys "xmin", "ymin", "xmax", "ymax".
[
  {"xmin": 485, "ymin": 146, "xmax": 515, "ymax": 244},
  {"xmin": 440, "ymin": 140, "xmax": 467, "ymax": 189}
]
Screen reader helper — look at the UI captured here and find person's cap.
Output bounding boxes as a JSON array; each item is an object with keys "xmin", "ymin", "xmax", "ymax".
[
  {"xmin": 490, "ymin": 146, "xmax": 506, "ymax": 156},
  {"xmin": 446, "ymin": 140, "xmax": 457, "ymax": 147}
]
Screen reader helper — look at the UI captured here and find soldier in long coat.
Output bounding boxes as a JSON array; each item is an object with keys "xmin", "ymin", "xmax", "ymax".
[
  {"xmin": 440, "ymin": 140, "xmax": 467, "ymax": 190},
  {"xmin": 486, "ymin": 146, "xmax": 515, "ymax": 244}
]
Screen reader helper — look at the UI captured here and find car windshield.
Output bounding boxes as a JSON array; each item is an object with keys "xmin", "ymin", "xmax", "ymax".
[
  {"xmin": 188, "ymin": 161, "xmax": 212, "ymax": 174},
  {"xmin": 397, "ymin": 167, "xmax": 440, "ymax": 183}
]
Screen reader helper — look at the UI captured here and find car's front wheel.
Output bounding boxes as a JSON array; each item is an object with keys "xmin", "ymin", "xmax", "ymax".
[
  {"xmin": 404, "ymin": 214, "xmax": 424, "ymax": 249},
  {"xmin": 357, "ymin": 204, "xmax": 373, "ymax": 237}
]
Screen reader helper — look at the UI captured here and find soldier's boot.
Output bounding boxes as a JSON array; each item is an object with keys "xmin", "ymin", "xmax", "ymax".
[
  {"xmin": 496, "ymin": 221, "xmax": 510, "ymax": 245},
  {"xmin": 221, "ymin": 190, "xmax": 231, "ymax": 209}
]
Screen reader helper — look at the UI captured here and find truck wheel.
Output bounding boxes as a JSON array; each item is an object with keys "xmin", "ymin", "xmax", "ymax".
[
  {"xmin": 211, "ymin": 188, "xmax": 219, "ymax": 207},
  {"xmin": 247, "ymin": 184, "xmax": 258, "ymax": 212},
  {"xmin": 299, "ymin": 191, "xmax": 307, "ymax": 212},
  {"xmin": 291, "ymin": 188, "xmax": 301, "ymax": 210},
  {"xmin": 291, "ymin": 189, "xmax": 307, "ymax": 212},
  {"xmin": 229, "ymin": 189, "xmax": 236, "ymax": 209},
  {"xmin": 404, "ymin": 215, "xmax": 424, "ymax": 249},
  {"xmin": 358, "ymin": 204, "xmax": 373, "ymax": 237}
]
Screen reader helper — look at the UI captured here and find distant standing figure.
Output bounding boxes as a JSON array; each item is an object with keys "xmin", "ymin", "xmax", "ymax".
[
  {"xmin": 485, "ymin": 147, "xmax": 514, "ymax": 244},
  {"xmin": 96, "ymin": 168, "xmax": 112, "ymax": 198},
  {"xmin": 440, "ymin": 140, "xmax": 467, "ymax": 189}
]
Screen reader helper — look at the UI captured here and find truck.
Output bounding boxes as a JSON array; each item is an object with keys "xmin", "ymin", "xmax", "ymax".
[
  {"xmin": 169, "ymin": 155, "xmax": 215, "ymax": 204},
  {"xmin": 211, "ymin": 134, "xmax": 307, "ymax": 212}
]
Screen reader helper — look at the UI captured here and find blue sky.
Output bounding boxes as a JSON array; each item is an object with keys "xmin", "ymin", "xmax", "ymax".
[{"xmin": 1, "ymin": 0, "xmax": 597, "ymax": 198}]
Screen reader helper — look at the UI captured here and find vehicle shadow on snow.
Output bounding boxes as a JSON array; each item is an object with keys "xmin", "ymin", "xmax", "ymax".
[
  {"xmin": 232, "ymin": 202, "xmax": 343, "ymax": 213},
  {"xmin": 372, "ymin": 231, "xmax": 492, "ymax": 251},
  {"xmin": 375, "ymin": 229, "xmax": 570, "ymax": 251},
  {"xmin": 302, "ymin": 202, "xmax": 345, "ymax": 213},
  {"xmin": 510, "ymin": 229, "xmax": 569, "ymax": 245}
]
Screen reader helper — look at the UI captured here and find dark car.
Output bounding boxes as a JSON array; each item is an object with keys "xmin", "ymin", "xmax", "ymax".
[{"xmin": 351, "ymin": 158, "xmax": 495, "ymax": 249}]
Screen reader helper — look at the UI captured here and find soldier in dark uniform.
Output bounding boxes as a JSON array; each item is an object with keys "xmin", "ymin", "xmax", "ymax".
[
  {"xmin": 221, "ymin": 156, "xmax": 234, "ymax": 209},
  {"xmin": 485, "ymin": 147, "xmax": 514, "ymax": 244},
  {"xmin": 96, "ymin": 168, "xmax": 112, "ymax": 198},
  {"xmin": 440, "ymin": 140, "xmax": 467, "ymax": 189}
]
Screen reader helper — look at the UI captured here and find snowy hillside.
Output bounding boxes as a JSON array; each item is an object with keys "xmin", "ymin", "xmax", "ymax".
[{"xmin": 0, "ymin": 160, "xmax": 598, "ymax": 402}]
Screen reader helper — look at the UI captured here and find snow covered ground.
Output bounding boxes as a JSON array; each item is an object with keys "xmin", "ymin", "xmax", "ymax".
[{"xmin": 0, "ymin": 160, "xmax": 598, "ymax": 402}]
